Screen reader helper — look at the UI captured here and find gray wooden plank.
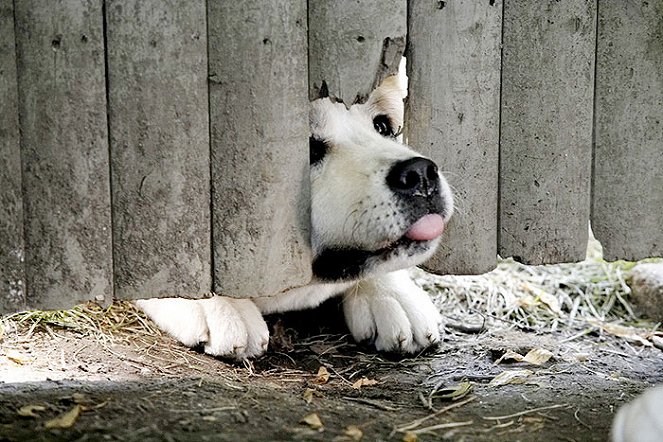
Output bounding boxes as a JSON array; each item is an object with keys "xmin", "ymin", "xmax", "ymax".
[
  {"xmin": 106, "ymin": 0, "xmax": 211, "ymax": 299},
  {"xmin": 308, "ymin": 0, "xmax": 406, "ymax": 104},
  {"xmin": 592, "ymin": 0, "xmax": 663, "ymax": 261},
  {"xmin": 407, "ymin": 0, "xmax": 503, "ymax": 275},
  {"xmin": 0, "ymin": 0, "xmax": 25, "ymax": 313},
  {"xmin": 499, "ymin": 0, "xmax": 596, "ymax": 264},
  {"xmin": 208, "ymin": 2, "xmax": 311, "ymax": 297},
  {"xmin": 13, "ymin": 0, "xmax": 113, "ymax": 309}
]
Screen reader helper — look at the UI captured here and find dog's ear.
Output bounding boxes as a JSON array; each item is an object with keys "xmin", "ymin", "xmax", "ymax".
[{"xmin": 366, "ymin": 75, "xmax": 406, "ymax": 135}]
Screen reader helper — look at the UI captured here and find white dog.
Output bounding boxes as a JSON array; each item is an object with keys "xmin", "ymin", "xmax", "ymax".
[{"xmin": 137, "ymin": 76, "xmax": 454, "ymax": 360}]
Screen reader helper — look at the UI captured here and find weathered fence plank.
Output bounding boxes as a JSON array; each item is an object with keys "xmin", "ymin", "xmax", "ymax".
[
  {"xmin": 499, "ymin": 0, "xmax": 596, "ymax": 264},
  {"xmin": 592, "ymin": 0, "xmax": 663, "ymax": 261},
  {"xmin": 0, "ymin": 0, "xmax": 25, "ymax": 312},
  {"xmin": 407, "ymin": 0, "xmax": 503, "ymax": 275},
  {"xmin": 3, "ymin": 0, "xmax": 661, "ymax": 313},
  {"xmin": 208, "ymin": 2, "xmax": 311, "ymax": 298},
  {"xmin": 13, "ymin": 0, "xmax": 113, "ymax": 309},
  {"xmin": 308, "ymin": 0, "xmax": 406, "ymax": 104},
  {"xmin": 105, "ymin": 0, "xmax": 211, "ymax": 299}
]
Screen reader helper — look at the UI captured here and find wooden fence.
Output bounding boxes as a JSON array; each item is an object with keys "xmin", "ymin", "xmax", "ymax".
[{"xmin": 1, "ymin": 0, "xmax": 661, "ymax": 313}]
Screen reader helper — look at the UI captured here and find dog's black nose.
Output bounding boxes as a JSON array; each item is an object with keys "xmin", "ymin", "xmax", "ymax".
[{"xmin": 387, "ymin": 157, "xmax": 440, "ymax": 198}]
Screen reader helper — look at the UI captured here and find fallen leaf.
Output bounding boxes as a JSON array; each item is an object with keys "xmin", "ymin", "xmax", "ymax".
[
  {"xmin": 523, "ymin": 348, "xmax": 553, "ymax": 365},
  {"xmin": 61, "ymin": 393, "xmax": 108, "ymax": 411},
  {"xmin": 303, "ymin": 388, "xmax": 316, "ymax": 404},
  {"xmin": 303, "ymin": 389, "xmax": 314, "ymax": 404},
  {"xmin": 494, "ymin": 350, "xmax": 525, "ymax": 365},
  {"xmin": 521, "ymin": 283, "xmax": 562, "ymax": 315},
  {"xmin": 44, "ymin": 405, "xmax": 83, "ymax": 429},
  {"xmin": 352, "ymin": 377, "xmax": 378, "ymax": 389},
  {"xmin": 403, "ymin": 431, "xmax": 418, "ymax": 442},
  {"xmin": 300, "ymin": 413, "xmax": 324, "ymax": 430},
  {"xmin": 494, "ymin": 348, "xmax": 553, "ymax": 366},
  {"xmin": 588, "ymin": 319, "xmax": 652, "ymax": 347},
  {"xmin": 537, "ymin": 291, "xmax": 563, "ymax": 316},
  {"xmin": 432, "ymin": 382, "xmax": 473, "ymax": 401},
  {"xmin": 314, "ymin": 366, "xmax": 330, "ymax": 384},
  {"xmin": 344, "ymin": 425, "xmax": 363, "ymax": 440},
  {"xmin": 5, "ymin": 350, "xmax": 33, "ymax": 365},
  {"xmin": 522, "ymin": 416, "xmax": 545, "ymax": 424},
  {"xmin": 82, "ymin": 400, "xmax": 109, "ymax": 411},
  {"xmin": 488, "ymin": 369, "xmax": 534, "ymax": 387},
  {"xmin": 71, "ymin": 393, "xmax": 88, "ymax": 404},
  {"xmin": 17, "ymin": 405, "xmax": 46, "ymax": 418}
]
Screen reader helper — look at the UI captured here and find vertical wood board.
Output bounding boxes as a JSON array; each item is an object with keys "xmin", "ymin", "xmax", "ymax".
[
  {"xmin": 308, "ymin": 0, "xmax": 406, "ymax": 105},
  {"xmin": 592, "ymin": 1, "xmax": 663, "ymax": 261},
  {"xmin": 0, "ymin": 0, "xmax": 25, "ymax": 313},
  {"xmin": 499, "ymin": 0, "xmax": 596, "ymax": 264},
  {"xmin": 208, "ymin": 2, "xmax": 311, "ymax": 297},
  {"xmin": 407, "ymin": 0, "xmax": 503, "ymax": 275},
  {"xmin": 13, "ymin": 0, "xmax": 113, "ymax": 309},
  {"xmin": 106, "ymin": 0, "xmax": 211, "ymax": 299}
]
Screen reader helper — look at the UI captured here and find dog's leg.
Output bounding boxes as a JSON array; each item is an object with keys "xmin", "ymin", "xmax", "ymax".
[
  {"xmin": 136, "ymin": 296, "xmax": 269, "ymax": 360},
  {"xmin": 342, "ymin": 269, "xmax": 441, "ymax": 353}
]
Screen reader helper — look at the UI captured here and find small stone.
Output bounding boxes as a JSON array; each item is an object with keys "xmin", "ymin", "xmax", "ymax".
[{"xmin": 628, "ymin": 263, "xmax": 663, "ymax": 322}]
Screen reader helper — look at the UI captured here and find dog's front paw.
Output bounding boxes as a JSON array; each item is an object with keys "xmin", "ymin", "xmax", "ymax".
[
  {"xmin": 343, "ymin": 270, "xmax": 441, "ymax": 353},
  {"xmin": 136, "ymin": 296, "xmax": 269, "ymax": 360}
]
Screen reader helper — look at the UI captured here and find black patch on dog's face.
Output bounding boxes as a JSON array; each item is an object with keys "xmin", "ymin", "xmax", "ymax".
[
  {"xmin": 373, "ymin": 114, "xmax": 395, "ymax": 137},
  {"xmin": 312, "ymin": 248, "xmax": 372, "ymax": 281},
  {"xmin": 310, "ymin": 136, "xmax": 330, "ymax": 166},
  {"xmin": 312, "ymin": 237, "xmax": 435, "ymax": 282}
]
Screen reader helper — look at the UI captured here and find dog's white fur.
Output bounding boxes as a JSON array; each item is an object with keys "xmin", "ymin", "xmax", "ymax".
[{"xmin": 137, "ymin": 76, "xmax": 453, "ymax": 359}]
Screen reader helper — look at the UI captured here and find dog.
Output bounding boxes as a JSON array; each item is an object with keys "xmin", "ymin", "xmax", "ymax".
[{"xmin": 136, "ymin": 75, "xmax": 454, "ymax": 360}]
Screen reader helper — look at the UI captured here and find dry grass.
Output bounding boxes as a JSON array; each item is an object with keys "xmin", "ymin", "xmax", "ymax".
[
  {"xmin": 2, "ymin": 253, "xmax": 661, "ymax": 350},
  {"xmin": 414, "ymin": 255, "xmax": 662, "ymax": 345},
  {"xmin": 0, "ymin": 300, "xmax": 159, "ymax": 346}
]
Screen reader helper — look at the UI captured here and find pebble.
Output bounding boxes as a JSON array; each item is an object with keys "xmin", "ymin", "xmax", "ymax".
[{"xmin": 628, "ymin": 263, "xmax": 663, "ymax": 322}]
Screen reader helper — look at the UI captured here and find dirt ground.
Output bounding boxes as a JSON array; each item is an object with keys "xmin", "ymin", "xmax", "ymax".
[{"xmin": 1, "ymin": 290, "xmax": 662, "ymax": 442}]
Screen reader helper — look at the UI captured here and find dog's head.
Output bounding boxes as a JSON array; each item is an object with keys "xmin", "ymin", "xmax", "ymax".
[{"xmin": 309, "ymin": 76, "xmax": 453, "ymax": 282}]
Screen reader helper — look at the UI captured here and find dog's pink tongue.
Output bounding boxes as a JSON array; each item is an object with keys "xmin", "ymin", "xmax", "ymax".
[{"xmin": 405, "ymin": 214, "xmax": 445, "ymax": 241}]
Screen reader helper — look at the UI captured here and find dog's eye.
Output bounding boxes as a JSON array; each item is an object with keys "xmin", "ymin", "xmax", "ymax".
[
  {"xmin": 373, "ymin": 115, "xmax": 395, "ymax": 137},
  {"xmin": 310, "ymin": 136, "xmax": 329, "ymax": 166}
]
